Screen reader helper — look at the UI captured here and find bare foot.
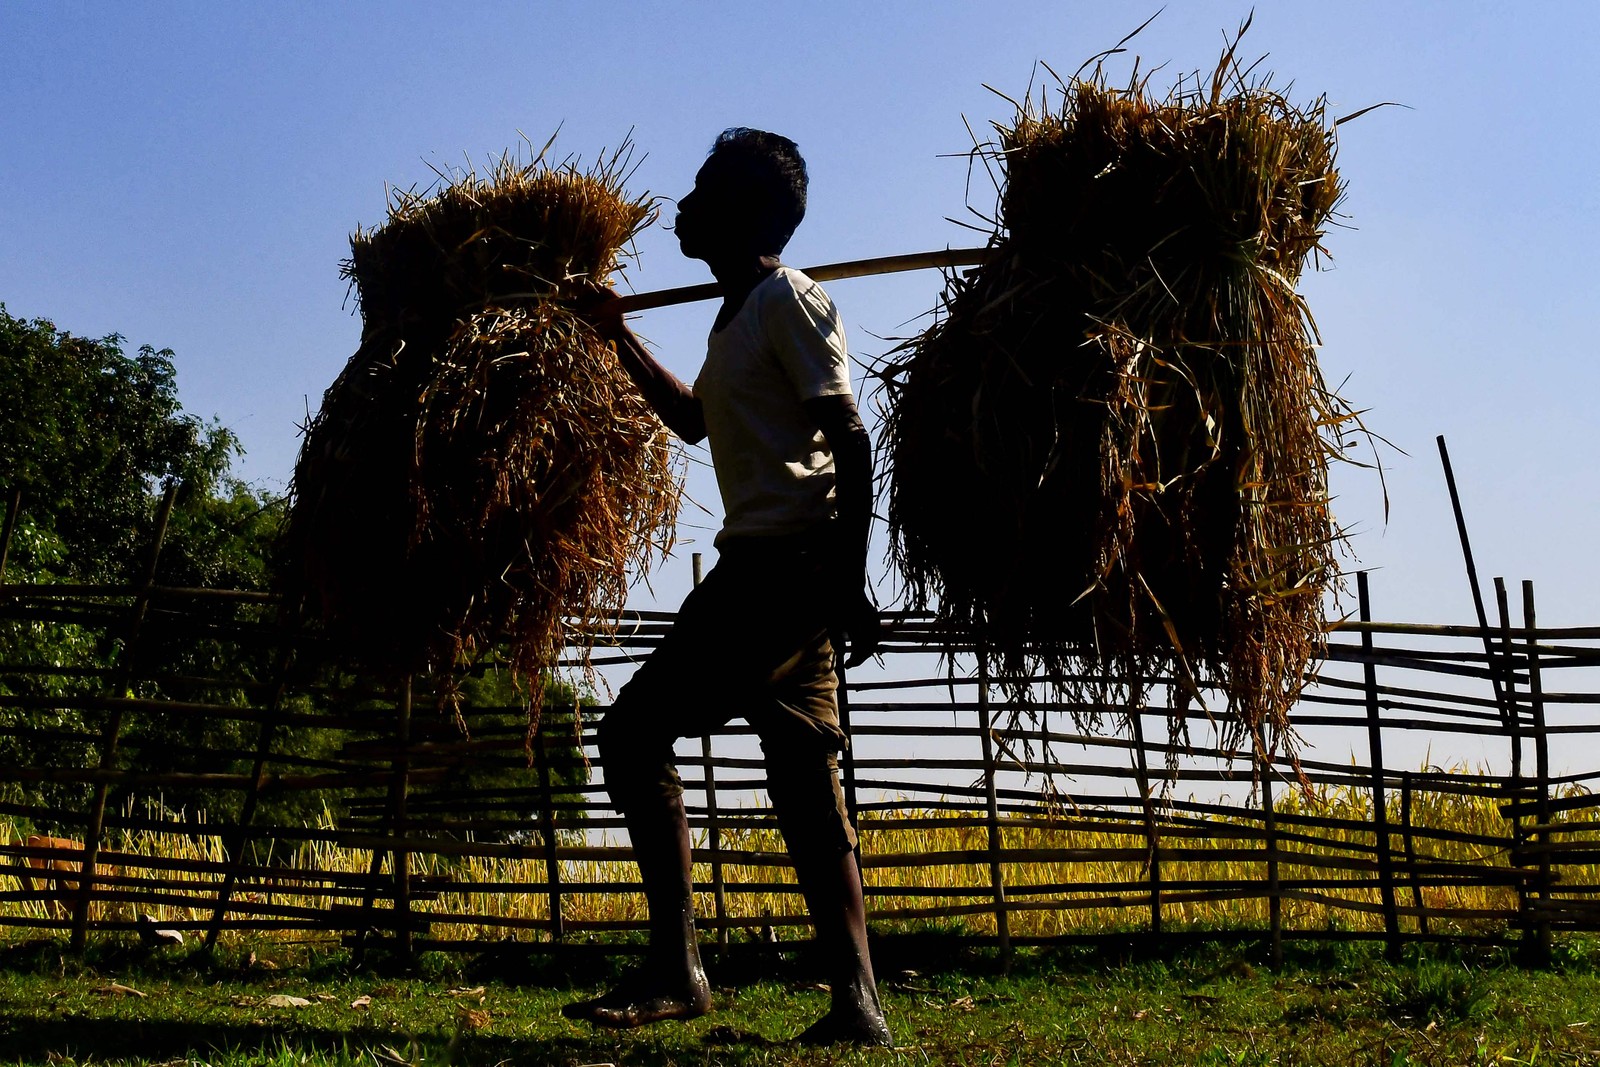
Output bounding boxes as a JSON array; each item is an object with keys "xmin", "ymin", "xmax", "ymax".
[
  {"xmin": 793, "ymin": 1008, "xmax": 893, "ymax": 1047},
  {"xmin": 562, "ymin": 975, "xmax": 712, "ymax": 1029}
]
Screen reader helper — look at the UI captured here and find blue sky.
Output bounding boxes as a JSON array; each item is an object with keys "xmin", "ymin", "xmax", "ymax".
[{"xmin": 4, "ymin": 1, "xmax": 1599, "ymax": 636}]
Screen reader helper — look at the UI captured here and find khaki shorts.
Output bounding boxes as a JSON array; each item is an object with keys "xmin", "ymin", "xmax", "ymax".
[{"xmin": 596, "ymin": 533, "xmax": 856, "ymax": 853}]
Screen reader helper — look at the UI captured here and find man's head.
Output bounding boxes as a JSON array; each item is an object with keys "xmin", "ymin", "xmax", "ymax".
[{"xmin": 675, "ymin": 128, "xmax": 807, "ymax": 262}]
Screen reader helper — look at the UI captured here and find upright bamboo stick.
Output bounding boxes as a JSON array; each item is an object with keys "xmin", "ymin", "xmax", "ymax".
[
  {"xmin": 1494, "ymin": 578, "xmax": 1530, "ymax": 944},
  {"xmin": 1260, "ymin": 755, "xmax": 1282, "ymax": 969},
  {"xmin": 1400, "ymin": 772, "xmax": 1429, "ymax": 936},
  {"xmin": 1495, "ymin": 578, "xmax": 1522, "ymax": 787},
  {"xmin": 836, "ymin": 663, "xmax": 861, "ymax": 838},
  {"xmin": 1357, "ymin": 572, "xmax": 1401, "ymax": 962},
  {"xmin": 1522, "ymin": 580, "xmax": 1551, "ymax": 963},
  {"xmin": 691, "ymin": 553, "xmax": 729, "ymax": 949},
  {"xmin": 204, "ymin": 647, "xmax": 295, "ymax": 951},
  {"xmin": 392, "ymin": 676, "xmax": 415, "ymax": 959},
  {"xmin": 1126, "ymin": 668, "xmax": 1162, "ymax": 936},
  {"xmin": 534, "ymin": 717, "xmax": 565, "ymax": 941},
  {"xmin": 1438, "ymin": 436, "xmax": 1513, "ymax": 724},
  {"xmin": 72, "ymin": 484, "xmax": 177, "ymax": 952},
  {"xmin": 975, "ymin": 634, "xmax": 1011, "ymax": 968},
  {"xmin": 353, "ymin": 675, "xmax": 414, "ymax": 966}
]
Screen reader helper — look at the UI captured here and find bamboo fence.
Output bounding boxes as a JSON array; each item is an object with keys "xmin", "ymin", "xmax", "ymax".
[{"xmin": 0, "ymin": 494, "xmax": 1597, "ymax": 967}]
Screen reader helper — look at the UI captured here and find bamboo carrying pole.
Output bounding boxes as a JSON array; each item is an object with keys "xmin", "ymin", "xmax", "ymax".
[{"xmin": 604, "ymin": 248, "xmax": 989, "ymax": 315}]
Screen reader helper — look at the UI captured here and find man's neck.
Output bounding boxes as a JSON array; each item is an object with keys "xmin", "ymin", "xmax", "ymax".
[
  {"xmin": 708, "ymin": 253, "xmax": 781, "ymax": 290},
  {"xmin": 708, "ymin": 253, "xmax": 782, "ymax": 330}
]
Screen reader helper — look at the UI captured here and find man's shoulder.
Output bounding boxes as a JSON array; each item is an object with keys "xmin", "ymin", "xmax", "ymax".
[{"xmin": 762, "ymin": 266, "xmax": 838, "ymax": 319}]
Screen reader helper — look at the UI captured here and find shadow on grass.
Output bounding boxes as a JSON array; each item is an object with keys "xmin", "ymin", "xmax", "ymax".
[
  {"xmin": 0, "ymin": 1014, "xmax": 629, "ymax": 1067},
  {"xmin": 441, "ymin": 923, "xmax": 1548, "ymax": 993},
  {"xmin": 0, "ymin": 927, "xmax": 1589, "ymax": 1066}
]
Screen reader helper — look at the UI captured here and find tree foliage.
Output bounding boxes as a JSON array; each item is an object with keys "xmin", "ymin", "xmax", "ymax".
[
  {"xmin": 0, "ymin": 304, "xmax": 589, "ymax": 836},
  {"xmin": 0, "ymin": 304, "xmax": 273, "ymax": 587},
  {"xmin": 0, "ymin": 304, "xmax": 286, "ymax": 816}
]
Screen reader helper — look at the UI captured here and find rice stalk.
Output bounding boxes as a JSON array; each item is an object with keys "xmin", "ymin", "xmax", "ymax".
[
  {"xmin": 279, "ymin": 140, "xmax": 681, "ymax": 700},
  {"xmin": 877, "ymin": 35, "xmax": 1368, "ymax": 766}
]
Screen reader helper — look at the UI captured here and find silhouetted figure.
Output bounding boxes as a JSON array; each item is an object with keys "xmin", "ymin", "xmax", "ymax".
[{"xmin": 564, "ymin": 128, "xmax": 890, "ymax": 1047}]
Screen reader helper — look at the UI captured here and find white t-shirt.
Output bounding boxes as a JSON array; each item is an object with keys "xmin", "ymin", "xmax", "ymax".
[{"xmin": 693, "ymin": 267, "xmax": 853, "ymax": 544}]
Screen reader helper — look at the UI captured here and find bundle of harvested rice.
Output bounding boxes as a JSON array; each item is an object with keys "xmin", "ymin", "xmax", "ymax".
[
  {"xmin": 280, "ymin": 144, "xmax": 680, "ymax": 688},
  {"xmin": 879, "ymin": 40, "xmax": 1368, "ymax": 760}
]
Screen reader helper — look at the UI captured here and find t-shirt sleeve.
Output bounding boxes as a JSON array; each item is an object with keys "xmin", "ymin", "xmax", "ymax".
[{"xmin": 763, "ymin": 271, "xmax": 853, "ymax": 401}]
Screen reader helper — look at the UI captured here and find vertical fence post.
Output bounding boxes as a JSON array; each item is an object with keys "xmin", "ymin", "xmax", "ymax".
[
  {"xmin": 699, "ymin": 729, "xmax": 728, "ymax": 948},
  {"xmin": 204, "ymin": 647, "xmax": 295, "ymax": 952},
  {"xmin": 1259, "ymin": 750, "xmax": 1282, "ymax": 970},
  {"xmin": 72, "ymin": 484, "xmax": 177, "ymax": 952},
  {"xmin": 1493, "ymin": 578, "xmax": 1530, "ymax": 941},
  {"xmin": 353, "ymin": 679, "xmax": 398, "ymax": 972},
  {"xmin": 834, "ymin": 602, "xmax": 862, "ymax": 906},
  {"xmin": 975, "ymin": 634, "xmax": 1011, "ymax": 967},
  {"xmin": 691, "ymin": 553, "xmax": 729, "ymax": 950},
  {"xmin": 1126, "ymin": 664, "xmax": 1162, "ymax": 937},
  {"xmin": 1495, "ymin": 578, "xmax": 1522, "ymax": 786},
  {"xmin": 534, "ymin": 716, "xmax": 565, "ymax": 942},
  {"xmin": 353, "ymin": 676, "xmax": 419, "ymax": 965},
  {"xmin": 1357, "ymin": 572, "xmax": 1401, "ymax": 962},
  {"xmin": 1522, "ymin": 580, "xmax": 1551, "ymax": 963},
  {"xmin": 836, "ymin": 667, "xmax": 860, "ymax": 834},
  {"xmin": 391, "ymin": 675, "xmax": 415, "ymax": 960},
  {"xmin": 1400, "ymin": 772, "xmax": 1428, "ymax": 937}
]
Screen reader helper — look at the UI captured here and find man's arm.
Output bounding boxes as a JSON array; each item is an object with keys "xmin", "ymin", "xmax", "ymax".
[
  {"xmin": 805, "ymin": 393, "xmax": 882, "ymax": 666},
  {"xmin": 586, "ymin": 301, "xmax": 707, "ymax": 444}
]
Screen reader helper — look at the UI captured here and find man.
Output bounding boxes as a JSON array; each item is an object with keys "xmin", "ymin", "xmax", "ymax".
[{"xmin": 565, "ymin": 128, "xmax": 891, "ymax": 1047}]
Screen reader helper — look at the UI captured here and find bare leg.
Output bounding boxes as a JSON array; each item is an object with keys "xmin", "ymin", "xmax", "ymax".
[
  {"xmin": 785, "ymin": 834, "xmax": 892, "ymax": 1046},
  {"xmin": 562, "ymin": 793, "xmax": 712, "ymax": 1028}
]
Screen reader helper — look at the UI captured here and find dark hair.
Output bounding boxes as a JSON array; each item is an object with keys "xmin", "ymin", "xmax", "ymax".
[{"xmin": 708, "ymin": 127, "xmax": 807, "ymax": 252}]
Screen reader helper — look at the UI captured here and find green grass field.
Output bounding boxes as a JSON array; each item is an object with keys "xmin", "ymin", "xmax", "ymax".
[
  {"xmin": 0, "ymin": 932, "xmax": 1598, "ymax": 1066},
  {"xmin": 1, "ymin": 781, "xmax": 1595, "ymax": 1063}
]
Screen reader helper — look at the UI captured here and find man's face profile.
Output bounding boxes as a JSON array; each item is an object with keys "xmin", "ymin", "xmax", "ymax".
[{"xmin": 674, "ymin": 153, "xmax": 764, "ymax": 262}]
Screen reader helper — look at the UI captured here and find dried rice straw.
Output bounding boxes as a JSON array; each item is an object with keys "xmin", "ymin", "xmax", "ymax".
[
  {"xmin": 280, "ymin": 140, "xmax": 680, "ymax": 703},
  {"xmin": 878, "ymin": 32, "xmax": 1373, "ymax": 769}
]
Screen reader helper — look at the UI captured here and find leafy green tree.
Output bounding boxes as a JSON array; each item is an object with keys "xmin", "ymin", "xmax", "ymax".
[
  {"xmin": 0, "ymin": 305, "xmax": 258, "ymax": 586},
  {"xmin": 0, "ymin": 305, "xmax": 590, "ymax": 837},
  {"xmin": 0, "ymin": 305, "xmax": 288, "ymax": 822}
]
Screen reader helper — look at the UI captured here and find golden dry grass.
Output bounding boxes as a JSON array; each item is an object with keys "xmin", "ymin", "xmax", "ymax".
[
  {"xmin": 3, "ymin": 777, "xmax": 1591, "ymax": 943},
  {"xmin": 280, "ymin": 142, "xmax": 680, "ymax": 690},
  {"xmin": 878, "ymin": 33, "xmax": 1368, "ymax": 767}
]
